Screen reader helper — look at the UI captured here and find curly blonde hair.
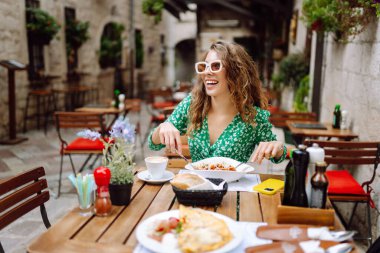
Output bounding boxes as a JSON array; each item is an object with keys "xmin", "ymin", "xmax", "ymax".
[{"xmin": 187, "ymin": 41, "xmax": 268, "ymax": 135}]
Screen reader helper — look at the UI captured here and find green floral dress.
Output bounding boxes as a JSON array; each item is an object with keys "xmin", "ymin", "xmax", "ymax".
[{"xmin": 148, "ymin": 95, "xmax": 286, "ymax": 163}]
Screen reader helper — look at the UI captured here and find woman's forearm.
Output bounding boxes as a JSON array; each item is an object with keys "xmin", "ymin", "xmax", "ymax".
[{"xmin": 151, "ymin": 125, "xmax": 161, "ymax": 145}]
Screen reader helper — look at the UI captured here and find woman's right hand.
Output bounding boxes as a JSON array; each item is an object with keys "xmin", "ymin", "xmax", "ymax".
[{"xmin": 153, "ymin": 122, "xmax": 182, "ymax": 154}]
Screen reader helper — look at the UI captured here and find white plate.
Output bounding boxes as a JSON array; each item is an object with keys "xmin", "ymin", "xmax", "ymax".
[
  {"xmin": 137, "ymin": 170, "xmax": 174, "ymax": 184},
  {"xmin": 136, "ymin": 210, "xmax": 242, "ymax": 253},
  {"xmin": 184, "ymin": 157, "xmax": 255, "ymax": 182}
]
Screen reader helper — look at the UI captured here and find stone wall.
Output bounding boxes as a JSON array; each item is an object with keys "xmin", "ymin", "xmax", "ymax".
[
  {"xmin": 320, "ymin": 21, "xmax": 380, "ymax": 237},
  {"xmin": 0, "ymin": 0, "xmax": 167, "ymax": 139}
]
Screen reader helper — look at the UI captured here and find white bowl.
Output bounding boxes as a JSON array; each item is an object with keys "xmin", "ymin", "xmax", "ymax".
[{"xmin": 184, "ymin": 157, "xmax": 255, "ymax": 182}]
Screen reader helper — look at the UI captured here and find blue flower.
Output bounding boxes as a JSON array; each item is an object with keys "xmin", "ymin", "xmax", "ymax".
[
  {"xmin": 77, "ymin": 129, "xmax": 101, "ymax": 140},
  {"xmin": 110, "ymin": 117, "xmax": 136, "ymax": 143}
]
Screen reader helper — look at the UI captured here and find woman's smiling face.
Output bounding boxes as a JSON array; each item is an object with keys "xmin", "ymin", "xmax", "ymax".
[{"xmin": 200, "ymin": 50, "xmax": 229, "ymax": 97}]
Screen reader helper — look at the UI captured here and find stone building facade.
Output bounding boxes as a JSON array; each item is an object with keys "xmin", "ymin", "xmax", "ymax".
[
  {"xmin": 290, "ymin": 0, "xmax": 380, "ymax": 241},
  {"xmin": 0, "ymin": 0, "xmax": 167, "ymax": 139}
]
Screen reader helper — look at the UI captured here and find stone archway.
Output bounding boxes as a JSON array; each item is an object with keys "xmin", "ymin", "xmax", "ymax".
[{"xmin": 174, "ymin": 39, "xmax": 196, "ymax": 83}]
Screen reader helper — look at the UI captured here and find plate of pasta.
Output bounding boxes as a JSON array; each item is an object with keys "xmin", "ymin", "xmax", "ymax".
[{"xmin": 184, "ymin": 157, "xmax": 255, "ymax": 182}]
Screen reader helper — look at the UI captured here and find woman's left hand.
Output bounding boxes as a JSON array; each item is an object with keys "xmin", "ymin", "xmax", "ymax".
[{"xmin": 251, "ymin": 141, "xmax": 284, "ymax": 164}]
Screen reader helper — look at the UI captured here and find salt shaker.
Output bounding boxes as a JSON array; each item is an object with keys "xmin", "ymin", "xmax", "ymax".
[
  {"xmin": 118, "ymin": 94, "xmax": 125, "ymax": 110},
  {"xmin": 306, "ymin": 143, "xmax": 325, "ymax": 205},
  {"xmin": 340, "ymin": 110, "xmax": 349, "ymax": 130}
]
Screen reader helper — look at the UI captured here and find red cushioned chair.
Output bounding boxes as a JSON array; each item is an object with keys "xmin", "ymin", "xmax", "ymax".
[
  {"xmin": 55, "ymin": 112, "xmax": 107, "ymax": 197},
  {"xmin": 304, "ymin": 139, "xmax": 380, "ymax": 245}
]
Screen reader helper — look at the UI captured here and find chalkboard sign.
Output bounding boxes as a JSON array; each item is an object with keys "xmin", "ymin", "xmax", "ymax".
[{"xmin": 0, "ymin": 60, "xmax": 26, "ymax": 70}]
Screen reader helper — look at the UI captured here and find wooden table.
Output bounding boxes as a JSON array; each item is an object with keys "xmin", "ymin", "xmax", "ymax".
[
  {"xmin": 27, "ymin": 169, "xmax": 347, "ymax": 253},
  {"xmin": 75, "ymin": 103, "xmax": 133, "ymax": 130},
  {"xmin": 287, "ymin": 120, "xmax": 359, "ymax": 144}
]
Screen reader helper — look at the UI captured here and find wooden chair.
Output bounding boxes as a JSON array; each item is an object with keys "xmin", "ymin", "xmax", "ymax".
[
  {"xmin": 0, "ymin": 167, "xmax": 51, "ymax": 253},
  {"xmin": 270, "ymin": 111, "xmax": 317, "ymax": 144},
  {"xmin": 269, "ymin": 111, "xmax": 317, "ymax": 128},
  {"xmin": 55, "ymin": 112, "xmax": 106, "ymax": 197},
  {"xmin": 304, "ymin": 139, "xmax": 380, "ymax": 245}
]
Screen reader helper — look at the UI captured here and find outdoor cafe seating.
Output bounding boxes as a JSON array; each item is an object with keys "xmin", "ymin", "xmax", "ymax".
[
  {"xmin": 304, "ymin": 139, "xmax": 380, "ymax": 245},
  {"xmin": 54, "ymin": 112, "xmax": 107, "ymax": 197}
]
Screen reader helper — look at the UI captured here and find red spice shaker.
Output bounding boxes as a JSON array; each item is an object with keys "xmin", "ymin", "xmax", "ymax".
[{"xmin": 93, "ymin": 166, "xmax": 112, "ymax": 216}]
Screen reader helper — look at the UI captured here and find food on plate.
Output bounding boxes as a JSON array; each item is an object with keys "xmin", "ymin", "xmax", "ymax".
[
  {"xmin": 149, "ymin": 216, "xmax": 182, "ymax": 242},
  {"xmin": 178, "ymin": 205, "xmax": 233, "ymax": 253},
  {"xmin": 195, "ymin": 162, "xmax": 236, "ymax": 171},
  {"xmin": 147, "ymin": 205, "xmax": 233, "ymax": 253},
  {"xmin": 170, "ymin": 174, "xmax": 205, "ymax": 190}
]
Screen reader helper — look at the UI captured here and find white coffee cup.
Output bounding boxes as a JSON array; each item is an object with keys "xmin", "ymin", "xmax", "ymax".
[{"xmin": 145, "ymin": 156, "xmax": 168, "ymax": 179}]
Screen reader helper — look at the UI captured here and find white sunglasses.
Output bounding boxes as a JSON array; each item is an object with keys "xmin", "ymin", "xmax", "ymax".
[{"xmin": 195, "ymin": 60, "xmax": 223, "ymax": 74}]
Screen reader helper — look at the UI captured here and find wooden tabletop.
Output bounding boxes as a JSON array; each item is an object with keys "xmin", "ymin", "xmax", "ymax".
[
  {"xmin": 75, "ymin": 104, "xmax": 133, "ymax": 115},
  {"xmin": 286, "ymin": 120, "xmax": 358, "ymax": 140},
  {"xmin": 27, "ymin": 169, "xmax": 348, "ymax": 253}
]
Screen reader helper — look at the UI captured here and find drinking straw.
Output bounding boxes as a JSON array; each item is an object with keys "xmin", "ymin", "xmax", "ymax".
[{"xmin": 76, "ymin": 173, "xmax": 84, "ymax": 207}]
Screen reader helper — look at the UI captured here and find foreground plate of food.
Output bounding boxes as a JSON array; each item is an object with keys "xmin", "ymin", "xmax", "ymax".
[
  {"xmin": 184, "ymin": 157, "xmax": 255, "ymax": 182},
  {"xmin": 136, "ymin": 205, "xmax": 242, "ymax": 253}
]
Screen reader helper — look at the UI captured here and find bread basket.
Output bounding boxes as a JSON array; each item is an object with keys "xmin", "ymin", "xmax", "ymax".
[{"xmin": 171, "ymin": 178, "xmax": 228, "ymax": 206}]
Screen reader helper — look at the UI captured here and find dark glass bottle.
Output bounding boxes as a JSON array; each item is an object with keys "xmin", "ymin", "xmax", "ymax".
[
  {"xmin": 289, "ymin": 145, "xmax": 309, "ymax": 207},
  {"xmin": 282, "ymin": 150, "xmax": 294, "ymax": 206},
  {"xmin": 310, "ymin": 161, "xmax": 329, "ymax": 209},
  {"xmin": 114, "ymin": 89, "xmax": 121, "ymax": 109},
  {"xmin": 332, "ymin": 104, "xmax": 341, "ymax": 129}
]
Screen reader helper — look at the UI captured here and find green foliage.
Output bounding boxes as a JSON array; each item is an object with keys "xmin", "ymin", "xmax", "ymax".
[
  {"xmin": 142, "ymin": 0, "xmax": 164, "ymax": 23},
  {"xmin": 302, "ymin": 0, "xmax": 378, "ymax": 42},
  {"xmin": 66, "ymin": 20, "xmax": 90, "ymax": 49},
  {"xmin": 26, "ymin": 8, "xmax": 60, "ymax": 42},
  {"xmin": 102, "ymin": 139, "xmax": 135, "ymax": 185},
  {"xmin": 278, "ymin": 53, "xmax": 309, "ymax": 88},
  {"xmin": 99, "ymin": 22, "xmax": 124, "ymax": 69},
  {"xmin": 135, "ymin": 32, "xmax": 144, "ymax": 68},
  {"xmin": 294, "ymin": 75, "xmax": 310, "ymax": 112}
]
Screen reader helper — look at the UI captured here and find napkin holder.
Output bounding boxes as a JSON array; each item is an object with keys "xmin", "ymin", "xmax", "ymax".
[{"xmin": 172, "ymin": 178, "xmax": 227, "ymax": 206}]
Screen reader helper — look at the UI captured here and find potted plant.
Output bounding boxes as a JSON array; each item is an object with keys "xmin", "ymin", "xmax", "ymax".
[
  {"xmin": 302, "ymin": 0, "xmax": 379, "ymax": 42},
  {"xmin": 78, "ymin": 116, "xmax": 136, "ymax": 206},
  {"xmin": 142, "ymin": 0, "xmax": 164, "ymax": 23},
  {"xmin": 26, "ymin": 7, "xmax": 60, "ymax": 45}
]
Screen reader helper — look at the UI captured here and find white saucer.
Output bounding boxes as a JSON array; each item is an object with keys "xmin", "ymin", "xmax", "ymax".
[{"xmin": 137, "ymin": 170, "xmax": 174, "ymax": 184}]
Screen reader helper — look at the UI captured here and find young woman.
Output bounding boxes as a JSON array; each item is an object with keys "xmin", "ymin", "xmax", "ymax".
[{"xmin": 149, "ymin": 41, "xmax": 286, "ymax": 164}]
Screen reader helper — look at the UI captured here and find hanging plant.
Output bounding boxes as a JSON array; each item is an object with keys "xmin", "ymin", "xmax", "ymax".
[
  {"xmin": 278, "ymin": 53, "xmax": 309, "ymax": 89},
  {"xmin": 66, "ymin": 20, "xmax": 90, "ymax": 63},
  {"xmin": 66, "ymin": 20, "xmax": 90, "ymax": 50},
  {"xmin": 302, "ymin": 0, "xmax": 379, "ymax": 42},
  {"xmin": 142, "ymin": 0, "xmax": 164, "ymax": 23},
  {"xmin": 26, "ymin": 7, "xmax": 60, "ymax": 44}
]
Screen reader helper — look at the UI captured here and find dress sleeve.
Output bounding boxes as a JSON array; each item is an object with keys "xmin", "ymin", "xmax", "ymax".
[
  {"xmin": 148, "ymin": 95, "xmax": 191, "ymax": 151},
  {"xmin": 255, "ymin": 108, "xmax": 287, "ymax": 164}
]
